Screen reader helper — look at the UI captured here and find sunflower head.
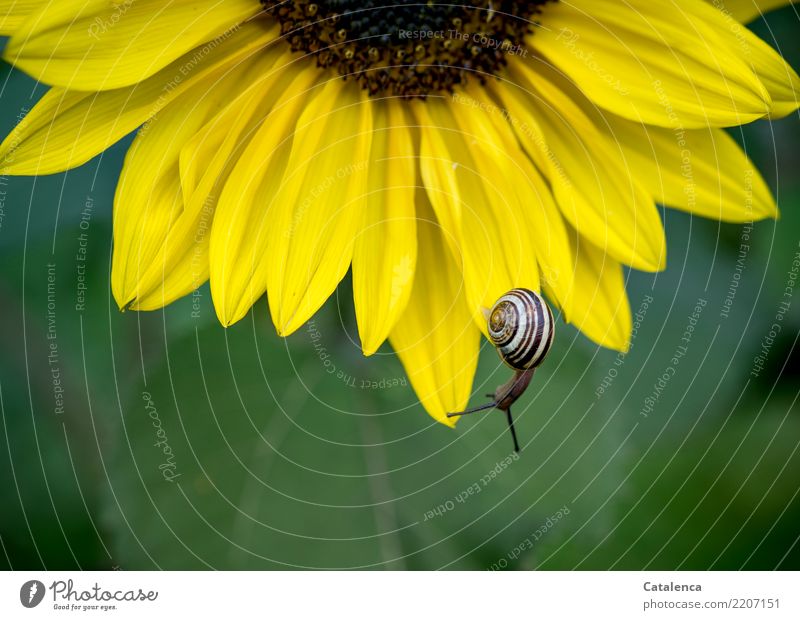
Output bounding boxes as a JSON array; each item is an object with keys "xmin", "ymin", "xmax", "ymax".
[{"xmin": 0, "ymin": 0, "xmax": 796, "ymax": 428}]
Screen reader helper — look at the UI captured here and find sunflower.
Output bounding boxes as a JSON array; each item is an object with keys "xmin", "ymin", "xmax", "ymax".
[{"xmin": 1, "ymin": 1, "xmax": 797, "ymax": 426}]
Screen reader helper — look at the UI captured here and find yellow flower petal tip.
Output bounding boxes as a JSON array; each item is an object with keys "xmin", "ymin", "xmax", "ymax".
[
  {"xmin": 111, "ymin": 282, "xmax": 135, "ymax": 313},
  {"xmin": 210, "ymin": 299, "xmax": 243, "ymax": 329},
  {"xmin": 612, "ymin": 337, "xmax": 632, "ymax": 355},
  {"xmin": 274, "ymin": 314, "xmax": 308, "ymax": 339},
  {"xmin": 361, "ymin": 344, "xmax": 379, "ymax": 358},
  {"xmin": 432, "ymin": 409, "xmax": 459, "ymax": 429},
  {"xmin": 0, "ymin": 0, "xmax": 794, "ymax": 430}
]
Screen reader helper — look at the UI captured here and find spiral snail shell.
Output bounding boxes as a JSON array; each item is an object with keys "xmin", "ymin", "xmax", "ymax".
[
  {"xmin": 488, "ymin": 288, "xmax": 555, "ymax": 371},
  {"xmin": 447, "ymin": 288, "xmax": 556, "ymax": 453}
]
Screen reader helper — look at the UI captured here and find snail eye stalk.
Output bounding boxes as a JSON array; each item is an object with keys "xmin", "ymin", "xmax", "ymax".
[{"xmin": 447, "ymin": 402, "xmax": 497, "ymax": 416}]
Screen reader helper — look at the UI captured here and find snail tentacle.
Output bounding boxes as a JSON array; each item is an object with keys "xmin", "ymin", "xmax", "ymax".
[{"xmin": 505, "ymin": 408, "xmax": 520, "ymax": 454}]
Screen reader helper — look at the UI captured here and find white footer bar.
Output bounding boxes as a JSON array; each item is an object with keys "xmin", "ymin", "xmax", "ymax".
[{"xmin": 1, "ymin": 571, "xmax": 797, "ymax": 618}]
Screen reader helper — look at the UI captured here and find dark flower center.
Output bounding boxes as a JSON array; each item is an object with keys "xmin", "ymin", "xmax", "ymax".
[{"xmin": 261, "ymin": 1, "xmax": 553, "ymax": 97}]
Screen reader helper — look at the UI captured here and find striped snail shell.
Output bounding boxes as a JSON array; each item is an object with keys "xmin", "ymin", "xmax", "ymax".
[{"xmin": 487, "ymin": 288, "xmax": 555, "ymax": 371}]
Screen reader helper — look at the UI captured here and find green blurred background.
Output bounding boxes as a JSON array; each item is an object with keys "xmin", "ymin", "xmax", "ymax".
[{"xmin": 1, "ymin": 10, "xmax": 799, "ymax": 570}]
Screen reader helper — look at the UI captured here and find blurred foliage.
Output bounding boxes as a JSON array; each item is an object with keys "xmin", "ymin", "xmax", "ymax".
[{"xmin": 0, "ymin": 9, "xmax": 799, "ymax": 570}]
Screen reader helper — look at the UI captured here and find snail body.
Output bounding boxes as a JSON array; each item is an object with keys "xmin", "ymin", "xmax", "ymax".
[{"xmin": 448, "ymin": 288, "xmax": 555, "ymax": 452}]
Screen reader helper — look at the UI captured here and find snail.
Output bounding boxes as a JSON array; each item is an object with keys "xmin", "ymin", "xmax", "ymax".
[{"xmin": 447, "ymin": 288, "xmax": 555, "ymax": 453}]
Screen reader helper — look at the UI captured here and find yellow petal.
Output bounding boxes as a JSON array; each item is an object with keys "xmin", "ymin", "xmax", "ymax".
[
  {"xmin": 208, "ymin": 67, "xmax": 321, "ymax": 326},
  {"xmin": 352, "ymin": 100, "xmax": 417, "ymax": 356},
  {"xmin": 532, "ymin": 0, "xmax": 771, "ymax": 128},
  {"xmin": 177, "ymin": 50, "xmax": 295, "ymax": 205},
  {"xmin": 498, "ymin": 62, "xmax": 667, "ymax": 273},
  {"xmin": 4, "ymin": 0, "xmax": 260, "ymax": 90},
  {"xmin": 706, "ymin": 0, "xmax": 796, "ymax": 23},
  {"xmin": 414, "ymin": 97, "xmax": 540, "ymax": 333},
  {"xmin": 460, "ymin": 81, "xmax": 578, "ymax": 322},
  {"xmin": 117, "ymin": 47, "xmax": 286, "ymax": 310},
  {"xmin": 0, "ymin": 22, "xmax": 275, "ymax": 175},
  {"xmin": 411, "ymin": 103, "xmax": 462, "ymax": 264},
  {"xmin": 112, "ymin": 51, "xmax": 271, "ymax": 308},
  {"xmin": 564, "ymin": 233, "xmax": 632, "ymax": 351},
  {"xmin": 0, "ymin": 0, "xmax": 41, "ymax": 34},
  {"xmin": 703, "ymin": 1, "xmax": 800, "ymax": 118},
  {"xmin": 389, "ymin": 200, "xmax": 480, "ymax": 427},
  {"xmin": 599, "ymin": 115, "xmax": 777, "ymax": 221},
  {"xmin": 266, "ymin": 80, "xmax": 373, "ymax": 336}
]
